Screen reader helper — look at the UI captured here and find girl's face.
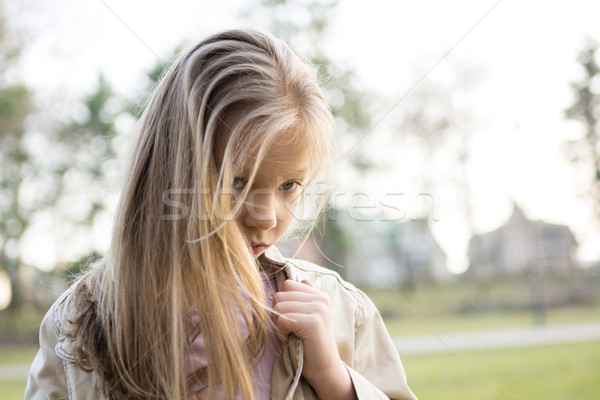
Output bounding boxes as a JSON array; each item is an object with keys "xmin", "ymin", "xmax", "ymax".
[{"xmin": 235, "ymin": 137, "xmax": 310, "ymax": 256}]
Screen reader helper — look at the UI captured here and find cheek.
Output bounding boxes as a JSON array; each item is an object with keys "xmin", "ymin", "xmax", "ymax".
[
  {"xmin": 234, "ymin": 199, "xmax": 251, "ymax": 226},
  {"xmin": 277, "ymin": 193, "xmax": 302, "ymax": 225},
  {"xmin": 278, "ymin": 208, "xmax": 294, "ymax": 229},
  {"xmin": 287, "ymin": 189, "xmax": 304, "ymax": 206},
  {"xmin": 272, "ymin": 210, "xmax": 294, "ymax": 241}
]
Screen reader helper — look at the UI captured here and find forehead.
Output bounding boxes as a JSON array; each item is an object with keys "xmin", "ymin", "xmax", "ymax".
[{"xmin": 247, "ymin": 133, "xmax": 311, "ymax": 178}]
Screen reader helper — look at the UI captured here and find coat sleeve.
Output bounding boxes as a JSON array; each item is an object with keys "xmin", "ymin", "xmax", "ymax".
[
  {"xmin": 347, "ymin": 290, "xmax": 418, "ymax": 400},
  {"xmin": 25, "ymin": 302, "xmax": 70, "ymax": 399}
]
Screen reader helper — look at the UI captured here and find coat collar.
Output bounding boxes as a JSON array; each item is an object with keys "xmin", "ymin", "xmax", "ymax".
[
  {"xmin": 261, "ymin": 246, "xmax": 303, "ymax": 283},
  {"xmin": 262, "ymin": 245, "xmax": 287, "ymax": 266}
]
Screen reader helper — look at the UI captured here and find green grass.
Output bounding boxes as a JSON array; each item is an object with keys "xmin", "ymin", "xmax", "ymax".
[
  {"xmin": 383, "ymin": 305, "xmax": 600, "ymax": 336},
  {"xmin": 0, "ymin": 308, "xmax": 45, "ymax": 336},
  {"xmin": 363, "ymin": 276, "xmax": 600, "ymax": 336},
  {"xmin": 0, "ymin": 345, "xmax": 38, "ymax": 364},
  {"xmin": 0, "ymin": 345, "xmax": 37, "ymax": 400},
  {"xmin": 1, "ymin": 380, "xmax": 27, "ymax": 399},
  {"xmin": 2, "ymin": 342, "xmax": 598, "ymax": 400},
  {"xmin": 403, "ymin": 340, "xmax": 600, "ymax": 400}
]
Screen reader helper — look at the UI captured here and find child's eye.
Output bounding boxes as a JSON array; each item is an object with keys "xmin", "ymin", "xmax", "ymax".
[
  {"xmin": 279, "ymin": 181, "xmax": 301, "ymax": 191},
  {"xmin": 233, "ymin": 177, "xmax": 247, "ymax": 190}
]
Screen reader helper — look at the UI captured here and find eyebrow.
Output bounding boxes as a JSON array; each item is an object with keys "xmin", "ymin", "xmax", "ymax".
[
  {"xmin": 239, "ymin": 161, "xmax": 310, "ymax": 180},
  {"xmin": 287, "ymin": 166, "xmax": 309, "ymax": 176}
]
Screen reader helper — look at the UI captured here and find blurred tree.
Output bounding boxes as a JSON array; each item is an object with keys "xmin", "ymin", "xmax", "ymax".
[
  {"xmin": 55, "ymin": 73, "xmax": 120, "ymax": 225},
  {"xmin": 125, "ymin": 46, "xmax": 180, "ymax": 118},
  {"xmin": 62, "ymin": 250, "xmax": 103, "ymax": 284},
  {"xmin": 396, "ymin": 66, "xmax": 481, "ymax": 210},
  {"xmin": 395, "ymin": 64, "xmax": 484, "ymax": 283},
  {"xmin": 0, "ymin": 2, "xmax": 122, "ymax": 309},
  {"xmin": 0, "ymin": 3, "xmax": 34, "ymax": 310},
  {"xmin": 565, "ymin": 38, "xmax": 600, "ymax": 220}
]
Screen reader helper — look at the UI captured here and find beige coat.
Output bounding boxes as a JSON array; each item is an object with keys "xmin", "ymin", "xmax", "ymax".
[{"xmin": 25, "ymin": 248, "xmax": 417, "ymax": 399}]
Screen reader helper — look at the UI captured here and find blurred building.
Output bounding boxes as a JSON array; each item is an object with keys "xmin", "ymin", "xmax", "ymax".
[
  {"xmin": 390, "ymin": 218, "xmax": 451, "ymax": 283},
  {"xmin": 467, "ymin": 204, "xmax": 578, "ymax": 278}
]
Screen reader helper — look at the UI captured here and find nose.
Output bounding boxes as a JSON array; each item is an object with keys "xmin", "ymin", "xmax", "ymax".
[{"xmin": 242, "ymin": 188, "xmax": 278, "ymax": 231}]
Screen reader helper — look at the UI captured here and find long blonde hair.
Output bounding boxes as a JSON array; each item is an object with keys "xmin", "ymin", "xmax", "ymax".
[{"xmin": 67, "ymin": 29, "xmax": 335, "ymax": 399}]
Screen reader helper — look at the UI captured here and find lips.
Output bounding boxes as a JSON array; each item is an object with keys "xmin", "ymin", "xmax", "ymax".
[{"xmin": 250, "ymin": 242, "xmax": 268, "ymax": 255}]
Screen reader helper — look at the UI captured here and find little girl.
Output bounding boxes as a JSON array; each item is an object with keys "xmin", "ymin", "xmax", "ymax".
[{"xmin": 25, "ymin": 29, "xmax": 417, "ymax": 400}]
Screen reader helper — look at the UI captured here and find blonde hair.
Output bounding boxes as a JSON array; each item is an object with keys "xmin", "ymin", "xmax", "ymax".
[{"xmin": 67, "ymin": 29, "xmax": 335, "ymax": 399}]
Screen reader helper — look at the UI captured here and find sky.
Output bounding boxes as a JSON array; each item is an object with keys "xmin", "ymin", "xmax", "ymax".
[{"xmin": 7, "ymin": 0, "xmax": 600, "ymax": 274}]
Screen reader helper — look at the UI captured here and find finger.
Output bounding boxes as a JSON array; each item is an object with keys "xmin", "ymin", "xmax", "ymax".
[
  {"xmin": 274, "ymin": 300, "xmax": 329, "ymax": 315},
  {"xmin": 276, "ymin": 312, "xmax": 315, "ymax": 335},
  {"xmin": 274, "ymin": 290, "xmax": 318, "ymax": 304},
  {"xmin": 280, "ymin": 279, "xmax": 317, "ymax": 293},
  {"xmin": 274, "ymin": 312, "xmax": 299, "ymax": 339}
]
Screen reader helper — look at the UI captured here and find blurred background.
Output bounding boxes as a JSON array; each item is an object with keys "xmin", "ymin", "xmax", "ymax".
[{"xmin": 1, "ymin": 0, "xmax": 599, "ymax": 398}]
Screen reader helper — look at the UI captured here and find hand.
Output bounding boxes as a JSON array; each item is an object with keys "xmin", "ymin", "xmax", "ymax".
[{"xmin": 274, "ymin": 279, "xmax": 357, "ymax": 400}]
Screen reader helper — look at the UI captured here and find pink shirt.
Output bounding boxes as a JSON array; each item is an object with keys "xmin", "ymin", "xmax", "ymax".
[{"xmin": 186, "ymin": 270, "xmax": 282, "ymax": 399}]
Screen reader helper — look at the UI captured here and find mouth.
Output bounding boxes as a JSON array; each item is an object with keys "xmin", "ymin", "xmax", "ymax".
[{"xmin": 250, "ymin": 242, "xmax": 269, "ymax": 255}]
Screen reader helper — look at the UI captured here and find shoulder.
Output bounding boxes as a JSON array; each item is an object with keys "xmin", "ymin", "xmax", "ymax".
[
  {"xmin": 35, "ymin": 273, "xmax": 102, "ymax": 367},
  {"xmin": 41, "ymin": 280, "xmax": 85, "ymax": 361},
  {"xmin": 49, "ymin": 265, "xmax": 104, "ymax": 337},
  {"xmin": 38, "ymin": 281, "xmax": 77, "ymax": 334},
  {"xmin": 25, "ymin": 280, "xmax": 93, "ymax": 399},
  {"xmin": 55, "ymin": 279, "xmax": 87, "ymax": 319}
]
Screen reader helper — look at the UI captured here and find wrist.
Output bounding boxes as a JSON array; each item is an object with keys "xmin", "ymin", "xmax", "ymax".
[{"xmin": 304, "ymin": 360, "xmax": 357, "ymax": 400}]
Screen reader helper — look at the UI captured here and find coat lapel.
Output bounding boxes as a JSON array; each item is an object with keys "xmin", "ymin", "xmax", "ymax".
[{"xmin": 262, "ymin": 248, "xmax": 313, "ymax": 399}]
